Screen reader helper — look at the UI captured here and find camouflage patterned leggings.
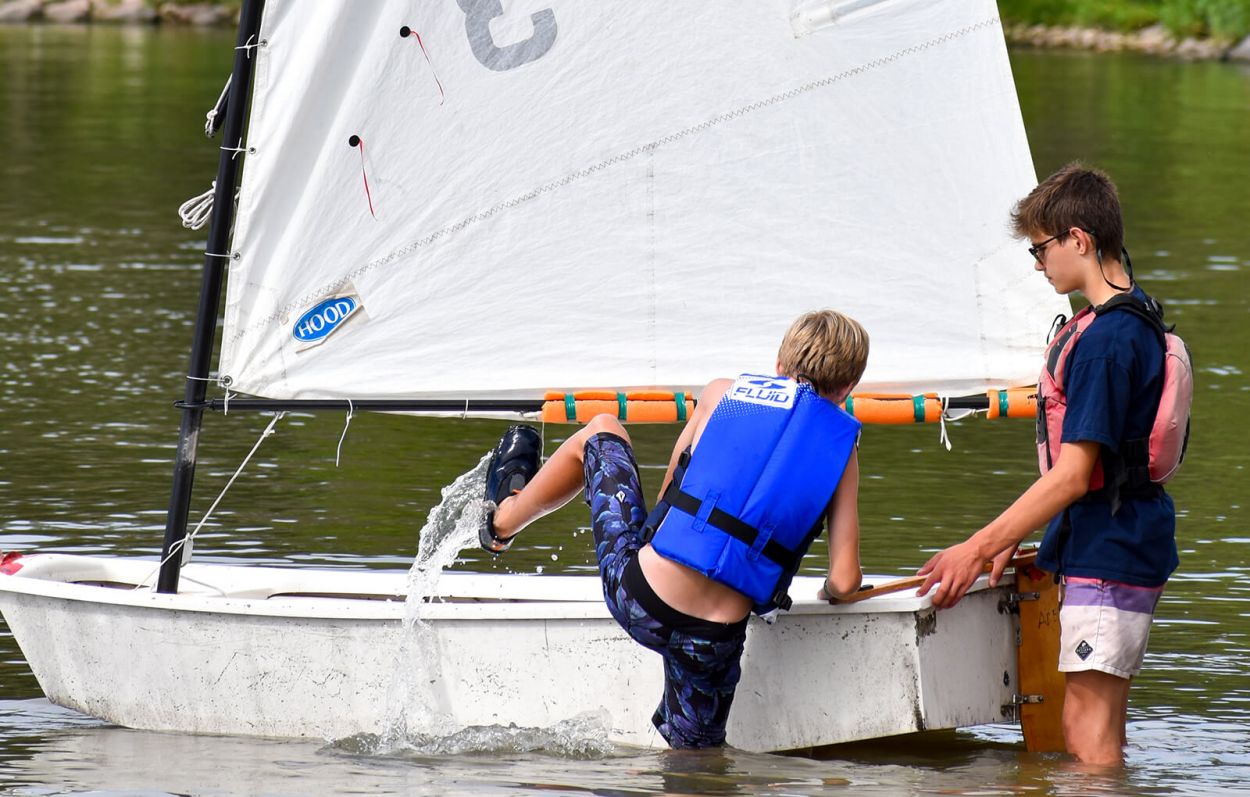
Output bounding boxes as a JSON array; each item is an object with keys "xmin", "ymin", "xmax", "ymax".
[{"xmin": 582, "ymin": 432, "xmax": 747, "ymax": 749}]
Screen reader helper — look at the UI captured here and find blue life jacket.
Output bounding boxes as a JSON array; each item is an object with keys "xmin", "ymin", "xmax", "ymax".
[{"xmin": 643, "ymin": 375, "xmax": 860, "ymax": 614}]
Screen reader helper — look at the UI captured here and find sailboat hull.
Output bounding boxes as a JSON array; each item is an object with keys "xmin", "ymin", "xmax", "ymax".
[{"xmin": 0, "ymin": 554, "xmax": 1016, "ymax": 752}]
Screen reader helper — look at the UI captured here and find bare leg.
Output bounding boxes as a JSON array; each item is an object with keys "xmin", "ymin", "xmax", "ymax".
[
  {"xmin": 1121, "ymin": 676, "xmax": 1131, "ymax": 746},
  {"xmin": 1063, "ymin": 669, "xmax": 1131, "ymax": 766},
  {"xmin": 493, "ymin": 415, "xmax": 631, "ymax": 541}
]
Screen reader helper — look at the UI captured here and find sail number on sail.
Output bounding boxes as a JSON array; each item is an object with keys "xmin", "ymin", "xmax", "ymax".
[{"xmin": 456, "ymin": 0, "xmax": 557, "ymax": 71}]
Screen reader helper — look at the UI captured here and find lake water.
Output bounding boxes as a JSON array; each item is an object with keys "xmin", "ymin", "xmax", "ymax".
[{"xmin": 1, "ymin": 24, "xmax": 1248, "ymax": 797}]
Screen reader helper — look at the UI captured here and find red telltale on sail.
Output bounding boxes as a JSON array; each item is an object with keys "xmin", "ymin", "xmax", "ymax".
[
  {"xmin": 348, "ymin": 135, "xmax": 376, "ymax": 219},
  {"xmin": 400, "ymin": 26, "xmax": 445, "ymax": 105}
]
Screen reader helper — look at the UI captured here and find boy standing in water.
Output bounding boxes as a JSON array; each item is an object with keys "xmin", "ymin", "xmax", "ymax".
[
  {"xmin": 917, "ymin": 164, "xmax": 1179, "ymax": 765},
  {"xmin": 478, "ymin": 310, "xmax": 869, "ymax": 748}
]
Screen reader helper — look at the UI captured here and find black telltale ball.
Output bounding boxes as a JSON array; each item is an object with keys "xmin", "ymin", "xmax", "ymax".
[
  {"xmin": 399, "ymin": 26, "xmax": 412, "ymax": 38},
  {"xmin": 348, "ymin": 135, "xmax": 361, "ymax": 148}
]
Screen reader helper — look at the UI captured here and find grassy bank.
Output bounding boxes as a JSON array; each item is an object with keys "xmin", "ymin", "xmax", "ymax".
[{"xmin": 1000, "ymin": 0, "xmax": 1250, "ymax": 40}]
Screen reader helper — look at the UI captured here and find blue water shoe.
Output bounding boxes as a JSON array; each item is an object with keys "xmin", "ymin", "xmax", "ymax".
[{"xmin": 479, "ymin": 424, "xmax": 542, "ymax": 554}]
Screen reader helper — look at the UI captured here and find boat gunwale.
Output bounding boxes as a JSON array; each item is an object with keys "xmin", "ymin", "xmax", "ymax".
[{"xmin": 0, "ymin": 554, "xmax": 995, "ymax": 621}]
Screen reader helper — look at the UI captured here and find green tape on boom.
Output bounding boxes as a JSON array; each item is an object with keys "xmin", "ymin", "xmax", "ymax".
[
  {"xmin": 564, "ymin": 394, "xmax": 577, "ymax": 422},
  {"xmin": 998, "ymin": 390, "xmax": 1009, "ymax": 418},
  {"xmin": 845, "ymin": 396, "xmax": 854, "ymax": 417},
  {"xmin": 913, "ymin": 395, "xmax": 925, "ymax": 423},
  {"xmin": 675, "ymin": 392, "xmax": 687, "ymax": 422},
  {"xmin": 617, "ymin": 392, "xmax": 627, "ymax": 420}
]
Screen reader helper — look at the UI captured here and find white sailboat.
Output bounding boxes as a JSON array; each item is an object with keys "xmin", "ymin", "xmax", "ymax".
[{"xmin": 0, "ymin": 0, "xmax": 1070, "ymax": 752}]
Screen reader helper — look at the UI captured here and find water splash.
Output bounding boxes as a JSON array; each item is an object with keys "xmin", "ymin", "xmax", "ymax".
[
  {"xmin": 335, "ymin": 710, "xmax": 615, "ymax": 760},
  {"xmin": 370, "ymin": 450, "xmax": 618, "ymax": 758},
  {"xmin": 380, "ymin": 452, "xmax": 493, "ymax": 748}
]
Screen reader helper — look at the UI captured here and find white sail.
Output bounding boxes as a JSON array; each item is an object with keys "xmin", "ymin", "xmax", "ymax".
[{"xmin": 220, "ymin": 0, "xmax": 1069, "ymax": 401}]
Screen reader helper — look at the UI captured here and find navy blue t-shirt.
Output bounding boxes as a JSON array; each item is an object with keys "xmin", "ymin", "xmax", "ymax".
[{"xmin": 1036, "ymin": 287, "xmax": 1178, "ymax": 586}]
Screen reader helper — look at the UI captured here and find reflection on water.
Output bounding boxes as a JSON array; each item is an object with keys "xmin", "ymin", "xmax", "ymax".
[
  {"xmin": 1, "ymin": 25, "xmax": 1249, "ymax": 797},
  {"xmin": 3, "ymin": 699, "xmax": 1245, "ymax": 796}
]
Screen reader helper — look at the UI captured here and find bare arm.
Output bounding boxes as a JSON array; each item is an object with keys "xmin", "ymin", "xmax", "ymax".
[
  {"xmin": 818, "ymin": 448, "xmax": 862, "ymax": 600},
  {"xmin": 916, "ymin": 440, "xmax": 1099, "ymax": 608},
  {"xmin": 655, "ymin": 378, "xmax": 731, "ymax": 504}
]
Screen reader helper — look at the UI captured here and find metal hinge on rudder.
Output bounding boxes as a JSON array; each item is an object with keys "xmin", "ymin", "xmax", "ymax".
[
  {"xmin": 999, "ymin": 591, "xmax": 1040, "ymax": 646},
  {"xmin": 998, "ymin": 591, "xmax": 1040, "ymax": 614},
  {"xmin": 1000, "ymin": 693, "xmax": 1045, "ymax": 720}
]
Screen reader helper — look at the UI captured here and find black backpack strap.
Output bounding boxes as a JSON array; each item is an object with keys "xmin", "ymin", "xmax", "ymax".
[
  {"xmin": 1094, "ymin": 292, "xmax": 1169, "ymax": 344},
  {"xmin": 1078, "ymin": 292, "xmax": 1171, "ymax": 512}
]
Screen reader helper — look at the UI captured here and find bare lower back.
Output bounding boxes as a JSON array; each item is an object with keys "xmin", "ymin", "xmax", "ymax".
[{"xmin": 638, "ymin": 544, "xmax": 752, "ymax": 623}]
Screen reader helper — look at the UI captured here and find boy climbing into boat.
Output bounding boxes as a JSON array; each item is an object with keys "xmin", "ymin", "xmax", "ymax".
[
  {"xmin": 477, "ymin": 309, "xmax": 869, "ymax": 749},
  {"xmin": 917, "ymin": 164, "xmax": 1185, "ymax": 766}
]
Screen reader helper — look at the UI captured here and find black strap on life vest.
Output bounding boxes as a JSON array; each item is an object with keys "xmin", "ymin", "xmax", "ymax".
[
  {"xmin": 656, "ymin": 482, "xmax": 803, "ymax": 574},
  {"xmin": 1094, "ymin": 292, "xmax": 1170, "ymax": 343},
  {"xmin": 1081, "ymin": 437, "xmax": 1162, "ymax": 515},
  {"xmin": 1076, "ymin": 292, "xmax": 1170, "ymax": 512},
  {"xmin": 640, "ymin": 448, "xmax": 813, "ymax": 612}
]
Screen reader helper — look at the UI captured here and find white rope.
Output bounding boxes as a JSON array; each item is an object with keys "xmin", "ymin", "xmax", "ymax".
[
  {"xmin": 184, "ymin": 374, "xmax": 232, "ymax": 413},
  {"xmin": 220, "ymin": 141, "xmax": 249, "ymax": 160},
  {"xmin": 335, "ymin": 400, "xmax": 354, "ymax": 467},
  {"xmin": 204, "ymin": 76, "xmax": 230, "ymax": 137},
  {"xmin": 935, "ymin": 397, "xmax": 980, "ymax": 452},
  {"xmin": 236, "ymin": 34, "xmax": 262, "ymax": 56},
  {"xmin": 185, "ymin": 374, "xmax": 232, "ymax": 391},
  {"xmin": 178, "ymin": 182, "xmax": 242, "ymax": 232},
  {"xmin": 134, "ymin": 412, "xmax": 286, "ymax": 591},
  {"xmin": 178, "ymin": 182, "xmax": 216, "ymax": 230},
  {"xmin": 938, "ymin": 397, "xmax": 953, "ymax": 452}
]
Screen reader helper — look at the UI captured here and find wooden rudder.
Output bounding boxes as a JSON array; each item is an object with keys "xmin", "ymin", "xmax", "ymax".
[{"xmin": 1015, "ymin": 561, "xmax": 1066, "ymax": 752}]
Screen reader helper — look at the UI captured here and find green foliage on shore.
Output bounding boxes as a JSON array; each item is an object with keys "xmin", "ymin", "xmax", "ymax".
[{"xmin": 999, "ymin": 0, "xmax": 1250, "ymax": 39}]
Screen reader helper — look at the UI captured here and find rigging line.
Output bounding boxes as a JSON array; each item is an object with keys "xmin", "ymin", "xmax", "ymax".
[
  {"xmin": 180, "ymin": 183, "xmax": 241, "ymax": 231},
  {"xmin": 235, "ymin": 34, "xmax": 264, "ymax": 57},
  {"xmin": 185, "ymin": 374, "xmax": 233, "ymax": 395},
  {"xmin": 134, "ymin": 412, "xmax": 286, "ymax": 592},
  {"xmin": 939, "ymin": 397, "xmax": 953, "ymax": 452},
  {"xmin": 204, "ymin": 76, "xmax": 231, "ymax": 138},
  {"xmin": 220, "ymin": 141, "xmax": 250, "ymax": 160},
  {"xmin": 178, "ymin": 182, "xmax": 217, "ymax": 230},
  {"xmin": 204, "ymin": 251, "xmax": 235, "ymax": 260},
  {"xmin": 226, "ymin": 18, "xmax": 1001, "ymax": 341},
  {"xmin": 335, "ymin": 399, "xmax": 354, "ymax": 467}
]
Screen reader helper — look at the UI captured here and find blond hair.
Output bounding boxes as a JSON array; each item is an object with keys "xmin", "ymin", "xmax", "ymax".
[{"xmin": 776, "ymin": 310, "xmax": 869, "ymax": 398}]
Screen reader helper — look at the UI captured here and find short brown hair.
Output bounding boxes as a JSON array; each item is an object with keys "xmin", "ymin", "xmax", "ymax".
[
  {"xmin": 1011, "ymin": 162, "xmax": 1124, "ymax": 259},
  {"xmin": 776, "ymin": 310, "xmax": 869, "ymax": 398}
]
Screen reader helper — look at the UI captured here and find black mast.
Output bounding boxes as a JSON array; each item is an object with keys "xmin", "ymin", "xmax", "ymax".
[{"xmin": 158, "ymin": 0, "xmax": 267, "ymax": 593}]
